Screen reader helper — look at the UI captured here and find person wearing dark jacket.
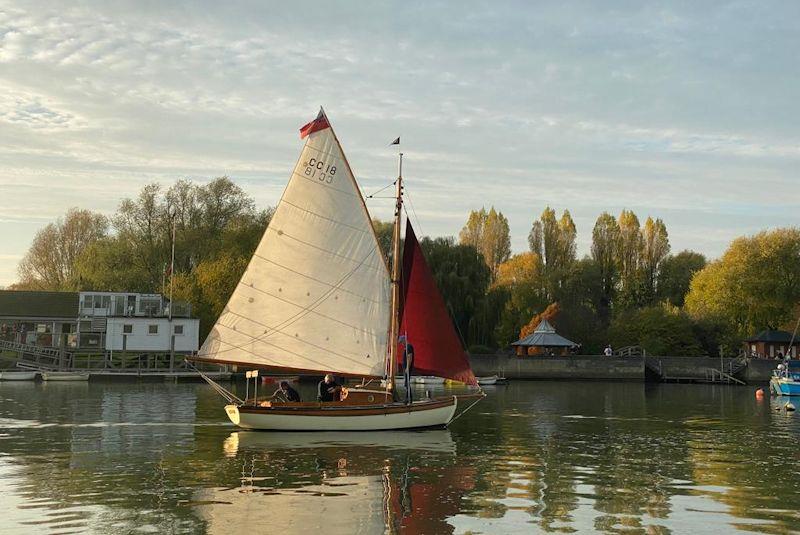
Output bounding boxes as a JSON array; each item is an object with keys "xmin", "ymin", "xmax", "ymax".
[
  {"xmin": 401, "ymin": 336, "xmax": 415, "ymax": 404},
  {"xmin": 317, "ymin": 374, "xmax": 341, "ymax": 402},
  {"xmin": 271, "ymin": 381, "xmax": 301, "ymax": 402}
]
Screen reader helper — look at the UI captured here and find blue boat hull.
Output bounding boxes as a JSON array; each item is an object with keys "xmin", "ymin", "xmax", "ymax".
[{"xmin": 770, "ymin": 377, "xmax": 800, "ymax": 396}]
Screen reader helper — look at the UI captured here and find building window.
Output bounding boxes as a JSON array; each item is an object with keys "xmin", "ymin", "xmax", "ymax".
[
  {"xmin": 174, "ymin": 325, "xmax": 184, "ymax": 335},
  {"xmin": 148, "ymin": 324, "xmax": 159, "ymax": 335},
  {"xmin": 123, "ymin": 324, "xmax": 133, "ymax": 334}
]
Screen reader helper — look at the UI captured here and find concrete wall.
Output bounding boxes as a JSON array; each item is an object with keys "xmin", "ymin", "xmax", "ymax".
[
  {"xmin": 470, "ymin": 354, "xmax": 643, "ymax": 381},
  {"xmin": 470, "ymin": 353, "xmax": 788, "ymax": 384}
]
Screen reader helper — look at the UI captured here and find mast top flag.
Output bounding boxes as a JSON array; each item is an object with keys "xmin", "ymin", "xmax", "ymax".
[{"xmin": 299, "ymin": 108, "xmax": 331, "ymax": 139}]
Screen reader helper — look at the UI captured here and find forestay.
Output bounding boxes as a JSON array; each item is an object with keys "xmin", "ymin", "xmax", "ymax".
[{"xmin": 198, "ymin": 122, "xmax": 391, "ymax": 377}]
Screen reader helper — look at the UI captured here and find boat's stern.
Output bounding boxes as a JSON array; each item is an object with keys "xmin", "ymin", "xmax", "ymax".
[{"xmin": 224, "ymin": 404, "xmax": 241, "ymax": 426}]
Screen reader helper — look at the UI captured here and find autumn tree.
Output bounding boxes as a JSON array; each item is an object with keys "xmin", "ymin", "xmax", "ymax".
[
  {"xmin": 528, "ymin": 207, "xmax": 577, "ymax": 299},
  {"xmin": 685, "ymin": 228, "xmax": 800, "ymax": 342},
  {"xmin": 458, "ymin": 207, "xmax": 511, "ymax": 279},
  {"xmin": 493, "ymin": 252, "xmax": 548, "ymax": 346},
  {"xmin": 17, "ymin": 208, "xmax": 108, "ymax": 290}
]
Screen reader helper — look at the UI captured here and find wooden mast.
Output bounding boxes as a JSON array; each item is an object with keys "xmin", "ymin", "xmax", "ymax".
[{"xmin": 388, "ymin": 152, "xmax": 403, "ymax": 393}]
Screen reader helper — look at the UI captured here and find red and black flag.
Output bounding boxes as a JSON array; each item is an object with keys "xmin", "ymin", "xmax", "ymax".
[{"xmin": 299, "ymin": 109, "xmax": 330, "ymax": 139}]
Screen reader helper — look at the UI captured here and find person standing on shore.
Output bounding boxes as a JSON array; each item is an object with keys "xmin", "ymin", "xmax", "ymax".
[{"xmin": 604, "ymin": 345, "xmax": 613, "ymax": 357}]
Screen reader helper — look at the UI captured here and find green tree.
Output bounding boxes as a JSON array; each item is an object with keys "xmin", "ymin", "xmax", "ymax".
[
  {"xmin": 459, "ymin": 207, "xmax": 511, "ymax": 279},
  {"xmin": 616, "ymin": 210, "xmax": 644, "ymax": 308},
  {"xmin": 528, "ymin": 207, "xmax": 577, "ymax": 299},
  {"xmin": 17, "ymin": 208, "xmax": 108, "ymax": 290},
  {"xmin": 590, "ymin": 212, "xmax": 620, "ymax": 318},
  {"xmin": 641, "ymin": 217, "xmax": 670, "ymax": 303},
  {"xmin": 685, "ymin": 228, "xmax": 800, "ymax": 340},
  {"xmin": 657, "ymin": 250, "xmax": 706, "ymax": 307},
  {"xmin": 608, "ymin": 305, "xmax": 704, "ymax": 356}
]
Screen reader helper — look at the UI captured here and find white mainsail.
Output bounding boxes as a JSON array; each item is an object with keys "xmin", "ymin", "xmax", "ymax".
[{"xmin": 198, "ymin": 117, "xmax": 391, "ymax": 377}]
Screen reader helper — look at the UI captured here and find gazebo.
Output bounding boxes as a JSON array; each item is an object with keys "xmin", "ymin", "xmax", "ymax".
[{"xmin": 511, "ymin": 319, "xmax": 578, "ymax": 356}]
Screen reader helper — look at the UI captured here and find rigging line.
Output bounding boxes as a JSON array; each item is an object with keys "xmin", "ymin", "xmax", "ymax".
[
  {"xmin": 291, "ymin": 168, "xmax": 360, "ymax": 198},
  {"xmin": 209, "ymin": 246, "xmax": 387, "ymax": 357},
  {"xmin": 187, "ymin": 361, "xmax": 242, "ymax": 404},
  {"xmin": 446, "ymin": 393, "xmax": 486, "ymax": 427},
  {"xmin": 280, "ymin": 199, "xmax": 369, "ymax": 234},
  {"xmin": 364, "ymin": 180, "xmax": 397, "ymax": 200},
  {"xmin": 253, "ymin": 254, "xmax": 381, "ymax": 304},
  {"xmin": 403, "ymin": 188, "xmax": 426, "ymax": 238},
  {"xmin": 209, "ymin": 333, "xmax": 369, "ymax": 375},
  {"xmin": 242, "ymin": 247, "xmax": 385, "ymax": 339},
  {"xmin": 218, "ymin": 309, "xmax": 375, "ymax": 364},
  {"xmin": 266, "ymin": 226, "xmax": 385, "ymax": 273}
]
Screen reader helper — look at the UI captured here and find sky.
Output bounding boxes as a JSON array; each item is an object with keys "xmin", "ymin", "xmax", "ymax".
[{"xmin": 1, "ymin": 0, "xmax": 798, "ymax": 287}]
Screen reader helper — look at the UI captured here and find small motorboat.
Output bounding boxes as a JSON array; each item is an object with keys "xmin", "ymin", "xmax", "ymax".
[
  {"xmin": 42, "ymin": 372, "xmax": 90, "ymax": 382},
  {"xmin": 477, "ymin": 375, "xmax": 509, "ymax": 386},
  {"xmin": 411, "ymin": 376, "xmax": 446, "ymax": 385},
  {"xmin": 0, "ymin": 371, "xmax": 38, "ymax": 381},
  {"xmin": 769, "ymin": 363, "xmax": 800, "ymax": 396}
]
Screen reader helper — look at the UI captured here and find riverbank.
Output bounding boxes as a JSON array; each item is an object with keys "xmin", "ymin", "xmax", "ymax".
[{"xmin": 469, "ymin": 354, "xmax": 784, "ymax": 385}]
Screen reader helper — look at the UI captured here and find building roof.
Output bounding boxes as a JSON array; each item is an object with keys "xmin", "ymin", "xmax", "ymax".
[
  {"xmin": 0, "ymin": 290, "xmax": 79, "ymax": 319},
  {"xmin": 512, "ymin": 319, "xmax": 578, "ymax": 347},
  {"xmin": 744, "ymin": 329, "xmax": 797, "ymax": 344}
]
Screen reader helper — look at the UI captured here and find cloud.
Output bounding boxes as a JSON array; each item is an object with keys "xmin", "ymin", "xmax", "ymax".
[{"xmin": 0, "ymin": 0, "xmax": 798, "ymax": 285}]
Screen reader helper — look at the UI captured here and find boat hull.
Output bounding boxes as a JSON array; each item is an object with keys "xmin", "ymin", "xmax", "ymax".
[
  {"xmin": 226, "ymin": 397, "xmax": 458, "ymax": 431},
  {"xmin": 770, "ymin": 377, "xmax": 800, "ymax": 396},
  {"xmin": 0, "ymin": 371, "xmax": 38, "ymax": 381},
  {"xmin": 42, "ymin": 372, "xmax": 90, "ymax": 382}
]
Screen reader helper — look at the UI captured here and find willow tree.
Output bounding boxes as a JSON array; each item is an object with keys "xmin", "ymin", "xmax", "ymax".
[{"xmin": 458, "ymin": 206, "xmax": 511, "ymax": 279}]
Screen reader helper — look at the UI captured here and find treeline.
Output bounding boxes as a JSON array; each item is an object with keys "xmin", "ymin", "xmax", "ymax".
[
  {"xmin": 15, "ymin": 178, "xmax": 273, "ymax": 336},
  {"xmin": 13, "ymin": 178, "xmax": 800, "ymax": 356}
]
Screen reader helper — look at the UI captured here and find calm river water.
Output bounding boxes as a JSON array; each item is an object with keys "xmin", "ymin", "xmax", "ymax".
[{"xmin": 1, "ymin": 380, "xmax": 799, "ymax": 534}]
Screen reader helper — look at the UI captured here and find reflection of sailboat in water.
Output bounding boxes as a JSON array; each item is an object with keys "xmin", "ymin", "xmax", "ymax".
[
  {"xmin": 198, "ymin": 429, "xmax": 473, "ymax": 534},
  {"xmin": 191, "ymin": 109, "xmax": 483, "ymax": 431}
]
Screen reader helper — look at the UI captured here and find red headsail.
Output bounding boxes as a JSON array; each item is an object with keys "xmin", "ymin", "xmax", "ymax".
[{"xmin": 399, "ymin": 221, "xmax": 477, "ymax": 385}]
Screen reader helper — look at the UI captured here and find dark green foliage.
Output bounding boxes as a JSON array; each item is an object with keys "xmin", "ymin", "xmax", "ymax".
[
  {"xmin": 657, "ymin": 251, "xmax": 706, "ymax": 307},
  {"xmin": 608, "ymin": 305, "xmax": 704, "ymax": 356},
  {"xmin": 419, "ymin": 236, "xmax": 492, "ymax": 347}
]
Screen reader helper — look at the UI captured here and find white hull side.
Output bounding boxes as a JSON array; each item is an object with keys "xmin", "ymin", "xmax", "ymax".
[
  {"xmin": 42, "ymin": 372, "xmax": 90, "ymax": 382},
  {"xmin": 227, "ymin": 401, "xmax": 458, "ymax": 431},
  {"xmin": 0, "ymin": 372, "xmax": 38, "ymax": 381},
  {"xmin": 477, "ymin": 375, "xmax": 498, "ymax": 385}
]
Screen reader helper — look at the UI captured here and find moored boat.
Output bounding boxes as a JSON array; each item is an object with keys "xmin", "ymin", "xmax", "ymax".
[
  {"xmin": 0, "ymin": 371, "xmax": 38, "ymax": 381},
  {"xmin": 191, "ymin": 110, "xmax": 483, "ymax": 431},
  {"xmin": 770, "ymin": 363, "xmax": 800, "ymax": 396},
  {"xmin": 42, "ymin": 372, "xmax": 90, "ymax": 382},
  {"xmin": 412, "ymin": 376, "xmax": 446, "ymax": 385}
]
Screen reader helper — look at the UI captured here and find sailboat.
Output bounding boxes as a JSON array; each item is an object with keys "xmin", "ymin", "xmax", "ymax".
[{"xmin": 191, "ymin": 109, "xmax": 483, "ymax": 431}]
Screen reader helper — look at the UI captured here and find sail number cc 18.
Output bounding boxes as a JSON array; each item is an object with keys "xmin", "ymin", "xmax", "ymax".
[{"xmin": 303, "ymin": 157, "xmax": 337, "ymax": 184}]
